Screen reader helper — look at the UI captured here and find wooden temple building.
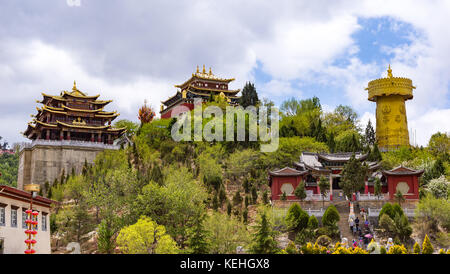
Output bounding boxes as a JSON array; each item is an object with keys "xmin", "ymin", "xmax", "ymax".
[
  {"xmin": 160, "ymin": 65, "xmax": 241, "ymax": 119},
  {"xmin": 269, "ymin": 152, "xmax": 423, "ymax": 202},
  {"xmin": 23, "ymin": 81, "xmax": 125, "ymax": 144},
  {"xmin": 17, "ymin": 82, "xmax": 125, "ymax": 189}
]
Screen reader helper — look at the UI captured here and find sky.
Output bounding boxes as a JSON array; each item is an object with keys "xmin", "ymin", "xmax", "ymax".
[{"xmin": 0, "ymin": 0, "xmax": 449, "ymax": 147}]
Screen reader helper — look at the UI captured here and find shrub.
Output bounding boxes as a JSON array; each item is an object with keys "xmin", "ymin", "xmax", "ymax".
[
  {"xmin": 422, "ymin": 234, "xmax": 434, "ymax": 254},
  {"xmin": 392, "ymin": 203, "xmax": 404, "ymax": 217},
  {"xmin": 322, "ymin": 205, "xmax": 340, "ymax": 227},
  {"xmin": 316, "ymin": 225, "xmax": 339, "ymax": 238},
  {"xmin": 380, "ymin": 246, "xmax": 387, "ymax": 254},
  {"xmin": 387, "ymin": 244, "xmax": 408, "ymax": 254},
  {"xmin": 316, "ymin": 235, "xmax": 332, "ymax": 247},
  {"xmin": 379, "ymin": 202, "xmax": 395, "ymax": 221},
  {"xmin": 379, "ymin": 214, "xmax": 395, "ymax": 233},
  {"xmin": 307, "ymin": 215, "xmax": 319, "ymax": 229},
  {"xmin": 285, "ymin": 203, "xmax": 309, "ymax": 232},
  {"xmin": 284, "ymin": 241, "xmax": 298, "ymax": 254},
  {"xmin": 413, "ymin": 242, "xmax": 421, "ymax": 254}
]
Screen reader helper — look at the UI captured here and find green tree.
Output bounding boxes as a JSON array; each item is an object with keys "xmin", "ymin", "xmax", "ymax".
[
  {"xmin": 427, "ymin": 176, "xmax": 449, "ymax": 199},
  {"xmin": 368, "ymin": 143, "xmax": 382, "ymax": 162},
  {"xmin": 227, "ymin": 200, "xmax": 232, "ymax": 216},
  {"xmin": 204, "ymin": 212, "xmax": 250, "ymax": 254},
  {"xmin": 285, "ymin": 203, "xmax": 309, "ymax": 233},
  {"xmin": 187, "ymin": 213, "xmax": 210, "ymax": 254},
  {"xmin": 340, "ymin": 154, "xmax": 368, "ymax": 200},
  {"xmin": 149, "ymin": 164, "xmax": 163, "ymax": 186},
  {"xmin": 318, "ymin": 176, "xmax": 330, "ymax": 207},
  {"xmin": 294, "ymin": 182, "xmax": 307, "ymax": 201},
  {"xmin": 413, "ymin": 242, "xmax": 421, "ymax": 254},
  {"xmin": 251, "ymin": 186, "xmax": 258, "ymax": 204},
  {"xmin": 379, "ymin": 202, "xmax": 395, "ymax": 221},
  {"xmin": 322, "ymin": 205, "xmax": 340, "ymax": 227},
  {"xmin": 307, "ymin": 215, "xmax": 319, "ymax": 229},
  {"xmin": 97, "ymin": 219, "xmax": 115, "ymax": 254},
  {"xmin": 422, "ymin": 234, "xmax": 434, "ymax": 254},
  {"xmin": 249, "ymin": 211, "xmax": 279, "ymax": 254},
  {"xmin": 428, "ymin": 132, "xmax": 450, "ymax": 156},
  {"xmin": 364, "ymin": 119, "xmax": 376, "ymax": 147},
  {"xmin": 262, "ymin": 190, "xmax": 269, "ymax": 205},
  {"xmin": 280, "ymin": 192, "xmax": 287, "ymax": 201},
  {"xmin": 233, "ymin": 191, "xmax": 243, "ymax": 207},
  {"xmin": 239, "ymin": 82, "xmax": 259, "ymax": 108},
  {"xmin": 394, "ymin": 189, "xmax": 405, "ymax": 206},
  {"xmin": 116, "ymin": 216, "xmax": 179, "ymax": 254}
]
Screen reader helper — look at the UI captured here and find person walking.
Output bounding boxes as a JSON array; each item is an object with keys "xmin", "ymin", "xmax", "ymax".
[
  {"xmin": 349, "ymin": 218, "xmax": 354, "ymax": 233},
  {"xmin": 355, "ymin": 216, "xmax": 360, "ymax": 229}
]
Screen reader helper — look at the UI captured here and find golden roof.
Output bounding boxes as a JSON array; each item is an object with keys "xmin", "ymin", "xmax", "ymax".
[
  {"xmin": 175, "ymin": 65, "xmax": 235, "ymax": 88},
  {"xmin": 56, "ymin": 121, "xmax": 111, "ymax": 130},
  {"xmin": 62, "ymin": 105, "xmax": 104, "ymax": 113},
  {"xmin": 366, "ymin": 65, "xmax": 415, "ymax": 102}
]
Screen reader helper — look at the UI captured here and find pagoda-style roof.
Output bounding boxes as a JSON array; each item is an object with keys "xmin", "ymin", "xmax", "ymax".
[
  {"xmin": 175, "ymin": 65, "xmax": 235, "ymax": 89},
  {"xmin": 366, "ymin": 65, "xmax": 415, "ymax": 102},
  {"xmin": 24, "ymin": 82, "xmax": 125, "ymax": 142},
  {"xmin": 317, "ymin": 152, "xmax": 368, "ymax": 162},
  {"xmin": 382, "ymin": 166, "xmax": 424, "ymax": 176},
  {"xmin": 269, "ymin": 167, "xmax": 308, "ymax": 177}
]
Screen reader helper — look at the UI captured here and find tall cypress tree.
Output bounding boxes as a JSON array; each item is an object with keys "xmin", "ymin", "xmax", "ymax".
[
  {"xmin": 187, "ymin": 213, "xmax": 210, "ymax": 254},
  {"xmin": 340, "ymin": 154, "xmax": 368, "ymax": 200},
  {"xmin": 365, "ymin": 119, "xmax": 376, "ymax": 147}
]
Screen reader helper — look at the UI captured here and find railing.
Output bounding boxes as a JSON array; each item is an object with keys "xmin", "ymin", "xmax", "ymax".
[
  {"xmin": 305, "ymin": 194, "xmax": 330, "ymax": 201},
  {"xmin": 19, "ymin": 139, "xmax": 119, "ymax": 152},
  {"xmin": 368, "ymin": 207, "xmax": 415, "ymax": 217},
  {"xmin": 358, "ymin": 193, "xmax": 387, "ymax": 201},
  {"xmin": 272, "ymin": 207, "xmax": 325, "ymax": 219}
]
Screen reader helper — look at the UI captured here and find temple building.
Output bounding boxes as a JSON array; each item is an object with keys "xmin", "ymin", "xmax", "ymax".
[
  {"xmin": 17, "ymin": 82, "xmax": 125, "ymax": 190},
  {"xmin": 23, "ymin": 81, "xmax": 125, "ymax": 144},
  {"xmin": 160, "ymin": 65, "xmax": 241, "ymax": 119},
  {"xmin": 366, "ymin": 65, "xmax": 415, "ymax": 150},
  {"xmin": 269, "ymin": 152, "xmax": 423, "ymax": 202}
]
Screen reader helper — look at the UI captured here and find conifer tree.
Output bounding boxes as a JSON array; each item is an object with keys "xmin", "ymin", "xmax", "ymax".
[
  {"xmin": 294, "ymin": 182, "xmax": 307, "ymax": 201},
  {"xmin": 243, "ymin": 208, "xmax": 248, "ymax": 224},
  {"xmin": 150, "ymin": 164, "xmax": 163, "ymax": 186},
  {"xmin": 218, "ymin": 186, "xmax": 227, "ymax": 206},
  {"xmin": 262, "ymin": 190, "xmax": 269, "ymax": 204},
  {"xmin": 280, "ymin": 192, "xmax": 287, "ymax": 201},
  {"xmin": 422, "ymin": 234, "xmax": 434, "ymax": 254},
  {"xmin": 244, "ymin": 195, "xmax": 249, "ymax": 208},
  {"xmin": 249, "ymin": 211, "xmax": 279, "ymax": 254},
  {"xmin": 251, "ymin": 186, "xmax": 258, "ymax": 204},
  {"xmin": 233, "ymin": 191, "xmax": 243, "ymax": 207},
  {"xmin": 212, "ymin": 194, "xmax": 219, "ymax": 211},
  {"xmin": 318, "ymin": 176, "xmax": 330, "ymax": 207},
  {"xmin": 340, "ymin": 154, "xmax": 367, "ymax": 200},
  {"xmin": 413, "ymin": 242, "xmax": 421, "ymax": 254},
  {"xmin": 364, "ymin": 119, "xmax": 376, "ymax": 147},
  {"xmin": 239, "ymin": 82, "xmax": 259, "ymax": 108},
  {"xmin": 327, "ymin": 132, "xmax": 336, "ymax": 153},
  {"xmin": 227, "ymin": 200, "xmax": 232, "ymax": 216},
  {"xmin": 187, "ymin": 214, "xmax": 210, "ymax": 254}
]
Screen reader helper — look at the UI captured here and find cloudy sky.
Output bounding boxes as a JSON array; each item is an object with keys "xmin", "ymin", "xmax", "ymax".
[{"xmin": 0, "ymin": 0, "xmax": 449, "ymax": 146}]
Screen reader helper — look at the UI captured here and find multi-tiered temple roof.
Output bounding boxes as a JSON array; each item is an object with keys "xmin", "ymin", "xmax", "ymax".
[
  {"xmin": 160, "ymin": 65, "xmax": 241, "ymax": 118},
  {"xmin": 23, "ymin": 82, "xmax": 125, "ymax": 144}
]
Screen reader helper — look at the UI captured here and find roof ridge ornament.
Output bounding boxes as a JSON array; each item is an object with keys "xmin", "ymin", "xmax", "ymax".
[
  {"xmin": 73, "ymin": 80, "xmax": 77, "ymax": 91},
  {"xmin": 387, "ymin": 64, "xmax": 393, "ymax": 78}
]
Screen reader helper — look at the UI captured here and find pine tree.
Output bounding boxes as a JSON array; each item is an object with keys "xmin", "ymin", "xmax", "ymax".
[
  {"xmin": 60, "ymin": 169, "xmax": 66, "ymax": 185},
  {"xmin": 422, "ymin": 234, "xmax": 434, "ymax": 254},
  {"xmin": 187, "ymin": 214, "xmax": 210, "ymax": 254},
  {"xmin": 285, "ymin": 203, "xmax": 309, "ymax": 232},
  {"xmin": 322, "ymin": 205, "xmax": 340, "ymax": 227},
  {"xmin": 280, "ymin": 192, "xmax": 287, "ymax": 201},
  {"xmin": 239, "ymin": 82, "xmax": 259, "ymax": 108},
  {"xmin": 249, "ymin": 211, "xmax": 279, "ymax": 254},
  {"xmin": 244, "ymin": 195, "xmax": 249, "ymax": 208},
  {"xmin": 368, "ymin": 143, "xmax": 382, "ymax": 161},
  {"xmin": 318, "ymin": 176, "xmax": 330, "ymax": 207}
]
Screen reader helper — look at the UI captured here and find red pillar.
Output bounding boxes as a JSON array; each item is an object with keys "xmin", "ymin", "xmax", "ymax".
[{"xmin": 364, "ymin": 182, "xmax": 368, "ymax": 194}]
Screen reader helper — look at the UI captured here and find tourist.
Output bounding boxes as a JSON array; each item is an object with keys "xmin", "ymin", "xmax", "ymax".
[
  {"xmin": 352, "ymin": 225, "xmax": 357, "ymax": 236},
  {"xmin": 349, "ymin": 218, "xmax": 354, "ymax": 232},
  {"xmin": 355, "ymin": 216, "xmax": 360, "ymax": 228},
  {"xmin": 364, "ymin": 219, "xmax": 369, "ymax": 229}
]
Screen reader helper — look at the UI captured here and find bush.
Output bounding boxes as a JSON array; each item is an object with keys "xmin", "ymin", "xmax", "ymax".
[
  {"xmin": 392, "ymin": 203, "xmax": 404, "ymax": 217},
  {"xmin": 422, "ymin": 234, "xmax": 434, "ymax": 254},
  {"xmin": 307, "ymin": 215, "xmax": 319, "ymax": 229},
  {"xmin": 413, "ymin": 242, "xmax": 421, "ymax": 254},
  {"xmin": 379, "ymin": 202, "xmax": 395, "ymax": 221},
  {"xmin": 285, "ymin": 203, "xmax": 309, "ymax": 232},
  {"xmin": 387, "ymin": 244, "xmax": 408, "ymax": 254},
  {"xmin": 322, "ymin": 205, "xmax": 340, "ymax": 227},
  {"xmin": 380, "ymin": 246, "xmax": 387, "ymax": 254},
  {"xmin": 284, "ymin": 241, "xmax": 298, "ymax": 254},
  {"xmin": 379, "ymin": 214, "xmax": 396, "ymax": 233},
  {"xmin": 316, "ymin": 225, "xmax": 339, "ymax": 238},
  {"xmin": 316, "ymin": 235, "xmax": 332, "ymax": 247}
]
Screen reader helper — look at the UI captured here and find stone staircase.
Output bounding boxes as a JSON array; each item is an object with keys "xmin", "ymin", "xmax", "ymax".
[{"xmin": 333, "ymin": 201, "xmax": 354, "ymax": 242}]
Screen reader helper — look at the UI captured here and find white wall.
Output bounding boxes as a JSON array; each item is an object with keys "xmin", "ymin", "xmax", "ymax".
[{"xmin": 0, "ymin": 196, "xmax": 51, "ymax": 254}]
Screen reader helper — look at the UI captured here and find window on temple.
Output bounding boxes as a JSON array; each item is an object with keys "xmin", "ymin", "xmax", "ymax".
[
  {"xmin": 0, "ymin": 206, "xmax": 5, "ymax": 226},
  {"xmin": 42, "ymin": 213, "xmax": 47, "ymax": 231},
  {"xmin": 22, "ymin": 209, "xmax": 27, "ymax": 229},
  {"xmin": 10, "ymin": 208, "xmax": 17, "ymax": 228}
]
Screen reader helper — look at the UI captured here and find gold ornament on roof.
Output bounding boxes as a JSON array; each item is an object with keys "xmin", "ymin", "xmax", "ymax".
[
  {"xmin": 202, "ymin": 64, "xmax": 206, "ymax": 74},
  {"xmin": 73, "ymin": 117, "xmax": 87, "ymax": 125},
  {"xmin": 387, "ymin": 64, "xmax": 393, "ymax": 78}
]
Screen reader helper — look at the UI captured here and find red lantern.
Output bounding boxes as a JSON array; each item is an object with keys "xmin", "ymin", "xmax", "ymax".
[
  {"xmin": 25, "ymin": 209, "xmax": 32, "ymax": 214},
  {"xmin": 25, "ymin": 230, "xmax": 32, "ymax": 235},
  {"xmin": 32, "ymin": 211, "xmax": 39, "ymax": 216}
]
